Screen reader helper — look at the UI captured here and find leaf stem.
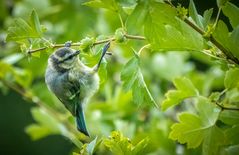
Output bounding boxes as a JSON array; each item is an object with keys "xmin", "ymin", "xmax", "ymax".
[
  {"xmin": 118, "ymin": 13, "xmax": 125, "ymax": 30},
  {"xmin": 201, "ymin": 50, "xmax": 226, "ymax": 61},
  {"xmin": 138, "ymin": 44, "xmax": 151, "ymax": 55},
  {"xmin": 214, "ymin": 8, "xmax": 221, "ymax": 28}
]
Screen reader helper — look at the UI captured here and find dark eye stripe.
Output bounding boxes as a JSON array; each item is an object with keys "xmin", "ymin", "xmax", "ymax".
[{"xmin": 63, "ymin": 54, "xmax": 74, "ymax": 61}]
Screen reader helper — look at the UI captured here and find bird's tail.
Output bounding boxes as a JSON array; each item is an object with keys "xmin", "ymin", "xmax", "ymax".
[{"xmin": 76, "ymin": 104, "xmax": 89, "ymax": 136}]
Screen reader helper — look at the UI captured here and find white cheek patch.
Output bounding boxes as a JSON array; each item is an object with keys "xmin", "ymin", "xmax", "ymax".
[{"xmin": 59, "ymin": 63, "xmax": 72, "ymax": 69}]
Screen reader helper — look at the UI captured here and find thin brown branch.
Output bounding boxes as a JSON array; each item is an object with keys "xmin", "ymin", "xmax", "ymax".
[
  {"xmin": 93, "ymin": 38, "xmax": 115, "ymax": 46},
  {"xmin": 215, "ymin": 102, "xmax": 239, "ymax": 111},
  {"xmin": 27, "ymin": 47, "xmax": 47, "ymax": 53},
  {"xmin": 163, "ymin": 0, "xmax": 239, "ymax": 65},
  {"xmin": 184, "ymin": 18, "xmax": 239, "ymax": 64},
  {"xmin": 27, "ymin": 34, "xmax": 145, "ymax": 54},
  {"xmin": 124, "ymin": 34, "xmax": 146, "ymax": 40}
]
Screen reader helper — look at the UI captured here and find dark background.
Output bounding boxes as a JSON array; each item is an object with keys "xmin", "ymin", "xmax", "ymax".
[{"xmin": 0, "ymin": 92, "xmax": 74, "ymax": 155}]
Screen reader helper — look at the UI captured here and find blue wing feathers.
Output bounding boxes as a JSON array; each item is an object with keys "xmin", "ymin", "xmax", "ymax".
[{"xmin": 76, "ymin": 104, "xmax": 89, "ymax": 136}]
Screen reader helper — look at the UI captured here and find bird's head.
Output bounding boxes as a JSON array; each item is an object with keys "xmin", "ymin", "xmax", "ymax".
[{"xmin": 49, "ymin": 47, "xmax": 80, "ymax": 72}]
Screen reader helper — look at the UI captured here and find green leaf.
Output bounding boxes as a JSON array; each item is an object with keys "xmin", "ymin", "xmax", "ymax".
[
  {"xmin": 80, "ymin": 37, "xmax": 95, "ymax": 52},
  {"xmin": 219, "ymin": 110, "xmax": 239, "ymax": 125},
  {"xmin": 213, "ymin": 20, "xmax": 229, "ymax": 46},
  {"xmin": 14, "ymin": 68, "xmax": 32, "ymax": 88},
  {"xmin": 217, "ymin": 0, "xmax": 230, "ymax": 7},
  {"xmin": 0, "ymin": 61, "xmax": 14, "ymax": 79},
  {"xmin": 151, "ymin": 52, "xmax": 193, "ymax": 81},
  {"xmin": 224, "ymin": 68, "xmax": 239, "ymax": 89},
  {"xmin": 161, "ymin": 77, "xmax": 199, "ymax": 111},
  {"xmin": 144, "ymin": 2, "xmax": 204, "ymax": 51},
  {"xmin": 121, "ymin": 57, "xmax": 138, "ymax": 91},
  {"xmin": 213, "ymin": 20, "xmax": 239, "ymax": 59},
  {"xmin": 25, "ymin": 124, "xmax": 52, "ymax": 140},
  {"xmin": 114, "ymin": 28, "xmax": 126, "ymax": 43},
  {"xmin": 189, "ymin": 0, "xmax": 203, "ymax": 29},
  {"xmin": 30, "ymin": 107, "xmax": 61, "ymax": 133},
  {"xmin": 29, "ymin": 10, "xmax": 42, "ymax": 36},
  {"xmin": 222, "ymin": 2, "xmax": 239, "ymax": 28},
  {"xmin": 225, "ymin": 125, "xmax": 239, "ymax": 145},
  {"xmin": 224, "ymin": 144, "xmax": 239, "ymax": 155},
  {"xmin": 121, "ymin": 56, "xmax": 158, "ymax": 108},
  {"xmin": 229, "ymin": 25, "xmax": 239, "ymax": 59},
  {"xmin": 131, "ymin": 138, "xmax": 148, "ymax": 155},
  {"xmin": 98, "ymin": 61, "xmax": 107, "ymax": 84},
  {"xmin": 6, "ymin": 18, "xmax": 41, "ymax": 42},
  {"xmin": 170, "ymin": 112, "xmax": 203, "ymax": 148},
  {"xmin": 0, "ymin": 61, "xmax": 32, "ymax": 88},
  {"xmin": 2, "ymin": 53, "xmax": 24, "ymax": 65},
  {"xmin": 202, "ymin": 125, "xmax": 226, "ymax": 155},
  {"xmin": 126, "ymin": 1, "xmax": 149, "ymax": 34},
  {"xmin": 169, "ymin": 97, "xmax": 222, "ymax": 153},
  {"xmin": 104, "ymin": 131, "xmax": 148, "ymax": 155},
  {"xmin": 202, "ymin": 8, "xmax": 213, "ymax": 28},
  {"xmin": 87, "ymin": 137, "xmax": 99, "ymax": 155},
  {"xmin": 83, "ymin": 0, "xmax": 119, "ymax": 12}
]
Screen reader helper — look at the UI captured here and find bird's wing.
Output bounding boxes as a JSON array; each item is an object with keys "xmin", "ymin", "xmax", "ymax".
[
  {"xmin": 66, "ymin": 70, "xmax": 81, "ymax": 115},
  {"xmin": 68, "ymin": 70, "xmax": 89, "ymax": 136}
]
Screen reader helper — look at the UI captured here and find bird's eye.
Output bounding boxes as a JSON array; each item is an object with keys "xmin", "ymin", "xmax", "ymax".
[
  {"xmin": 62, "ymin": 54, "xmax": 75, "ymax": 62},
  {"xmin": 68, "ymin": 55, "xmax": 74, "ymax": 59}
]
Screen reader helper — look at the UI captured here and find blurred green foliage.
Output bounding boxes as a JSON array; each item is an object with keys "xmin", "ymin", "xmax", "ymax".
[{"xmin": 1, "ymin": 0, "xmax": 239, "ymax": 155}]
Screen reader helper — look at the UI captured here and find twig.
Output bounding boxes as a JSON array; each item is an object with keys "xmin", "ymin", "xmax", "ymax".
[
  {"xmin": 183, "ymin": 12, "xmax": 239, "ymax": 65},
  {"xmin": 27, "ymin": 34, "xmax": 145, "ymax": 54},
  {"xmin": 124, "ymin": 34, "xmax": 146, "ymax": 40},
  {"xmin": 163, "ymin": 0, "xmax": 239, "ymax": 65},
  {"xmin": 215, "ymin": 102, "xmax": 239, "ymax": 111}
]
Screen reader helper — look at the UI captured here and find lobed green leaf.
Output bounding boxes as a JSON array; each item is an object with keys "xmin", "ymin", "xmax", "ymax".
[
  {"xmin": 6, "ymin": 18, "xmax": 41, "ymax": 42},
  {"xmin": 170, "ymin": 97, "xmax": 223, "ymax": 154},
  {"xmin": 222, "ymin": 2, "xmax": 239, "ymax": 28},
  {"xmin": 29, "ymin": 9, "xmax": 42, "ymax": 37},
  {"xmin": 202, "ymin": 8, "xmax": 213, "ymax": 28},
  {"xmin": 213, "ymin": 20, "xmax": 239, "ymax": 60},
  {"xmin": 144, "ymin": 1, "xmax": 204, "ymax": 51},
  {"xmin": 104, "ymin": 131, "xmax": 148, "ymax": 155},
  {"xmin": 189, "ymin": 0, "xmax": 203, "ymax": 29},
  {"xmin": 83, "ymin": 0, "xmax": 119, "ymax": 12},
  {"xmin": 25, "ymin": 124, "xmax": 52, "ymax": 140},
  {"xmin": 219, "ymin": 110, "xmax": 239, "ymax": 125},
  {"xmin": 224, "ymin": 68, "xmax": 239, "ymax": 89},
  {"xmin": 161, "ymin": 77, "xmax": 199, "ymax": 111},
  {"xmin": 121, "ymin": 56, "xmax": 157, "ymax": 108}
]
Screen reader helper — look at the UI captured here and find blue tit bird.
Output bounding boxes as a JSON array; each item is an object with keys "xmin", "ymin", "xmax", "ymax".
[{"xmin": 45, "ymin": 42, "xmax": 110, "ymax": 136}]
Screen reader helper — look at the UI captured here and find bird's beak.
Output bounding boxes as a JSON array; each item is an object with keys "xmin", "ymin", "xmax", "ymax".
[{"xmin": 71, "ymin": 50, "xmax": 80, "ymax": 57}]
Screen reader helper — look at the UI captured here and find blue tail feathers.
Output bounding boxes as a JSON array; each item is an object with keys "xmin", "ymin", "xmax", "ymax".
[{"xmin": 76, "ymin": 104, "xmax": 89, "ymax": 136}]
